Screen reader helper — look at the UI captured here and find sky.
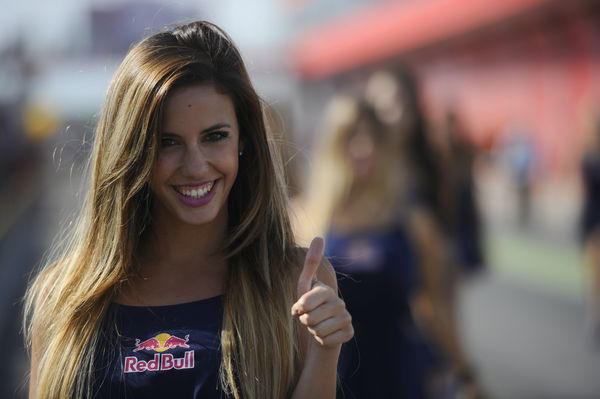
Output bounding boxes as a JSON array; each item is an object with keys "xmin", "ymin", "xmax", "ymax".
[{"xmin": 0, "ymin": 0, "xmax": 290, "ymax": 54}]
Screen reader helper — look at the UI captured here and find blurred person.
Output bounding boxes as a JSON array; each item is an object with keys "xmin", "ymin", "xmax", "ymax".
[
  {"xmin": 24, "ymin": 21, "xmax": 353, "ymax": 399},
  {"xmin": 365, "ymin": 66, "xmax": 483, "ymax": 397},
  {"xmin": 440, "ymin": 111, "xmax": 486, "ymax": 277},
  {"xmin": 304, "ymin": 94, "xmax": 477, "ymax": 398},
  {"xmin": 365, "ymin": 66, "xmax": 447, "ymax": 230},
  {"xmin": 499, "ymin": 124, "xmax": 537, "ymax": 229},
  {"xmin": 0, "ymin": 38, "xmax": 36, "ymax": 182},
  {"xmin": 305, "ymin": 94, "xmax": 431, "ymax": 398},
  {"xmin": 581, "ymin": 111, "xmax": 600, "ymax": 343}
]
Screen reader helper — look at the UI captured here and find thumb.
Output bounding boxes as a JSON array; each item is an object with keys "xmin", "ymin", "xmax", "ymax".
[{"xmin": 297, "ymin": 237, "xmax": 325, "ymax": 297}]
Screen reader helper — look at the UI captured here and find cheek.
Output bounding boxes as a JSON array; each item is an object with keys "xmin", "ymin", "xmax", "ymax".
[
  {"xmin": 228, "ymin": 153, "xmax": 240, "ymax": 181},
  {"xmin": 148, "ymin": 168, "xmax": 163, "ymax": 197},
  {"xmin": 225, "ymin": 142, "xmax": 240, "ymax": 172},
  {"xmin": 222, "ymin": 150, "xmax": 240, "ymax": 190},
  {"xmin": 150, "ymin": 157, "xmax": 175, "ymax": 189}
]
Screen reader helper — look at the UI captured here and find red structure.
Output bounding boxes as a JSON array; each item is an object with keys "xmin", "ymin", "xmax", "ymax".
[{"xmin": 292, "ymin": 0, "xmax": 600, "ymax": 174}]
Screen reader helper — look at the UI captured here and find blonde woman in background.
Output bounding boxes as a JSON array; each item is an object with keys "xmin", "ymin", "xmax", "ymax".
[
  {"xmin": 25, "ymin": 21, "xmax": 353, "ymax": 399},
  {"xmin": 365, "ymin": 66, "xmax": 482, "ymax": 398},
  {"xmin": 304, "ymin": 95, "xmax": 426, "ymax": 398},
  {"xmin": 304, "ymin": 92, "xmax": 480, "ymax": 398}
]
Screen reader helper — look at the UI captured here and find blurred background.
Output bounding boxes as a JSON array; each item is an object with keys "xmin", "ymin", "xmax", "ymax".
[{"xmin": 1, "ymin": 0, "xmax": 600, "ymax": 397}]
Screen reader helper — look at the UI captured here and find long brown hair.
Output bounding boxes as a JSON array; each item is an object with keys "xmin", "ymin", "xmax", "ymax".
[{"xmin": 25, "ymin": 21, "xmax": 299, "ymax": 398}]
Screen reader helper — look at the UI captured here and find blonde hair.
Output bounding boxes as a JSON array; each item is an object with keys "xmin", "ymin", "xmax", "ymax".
[
  {"xmin": 303, "ymin": 95, "xmax": 399, "ymax": 237},
  {"xmin": 25, "ymin": 21, "xmax": 299, "ymax": 399}
]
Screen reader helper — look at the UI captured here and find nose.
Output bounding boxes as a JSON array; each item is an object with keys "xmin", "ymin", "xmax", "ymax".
[{"xmin": 180, "ymin": 146, "xmax": 209, "ymax": 178}]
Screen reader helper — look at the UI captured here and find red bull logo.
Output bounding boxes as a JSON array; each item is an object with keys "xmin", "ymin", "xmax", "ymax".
[
  {"xmin": 133, "ymin": 333, "xmax": 190, "ymax": 352},
  {"xmin": 124, "ymin": 333, "xmax": 194, "ymax": 373}
]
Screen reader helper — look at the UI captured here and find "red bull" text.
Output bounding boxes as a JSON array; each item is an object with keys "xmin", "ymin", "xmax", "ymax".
[{"xmin": 124, "ymin": 350, "xmax": 194, "ymax": 373}]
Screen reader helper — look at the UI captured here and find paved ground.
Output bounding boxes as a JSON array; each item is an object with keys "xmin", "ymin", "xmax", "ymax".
[
  {"xmin": 462, "ymin": 165, "xmax": 600, "ymax": 398},
  {"xmin": 459, "ymin": 274, "xmax": 600, "ymax": 398}
]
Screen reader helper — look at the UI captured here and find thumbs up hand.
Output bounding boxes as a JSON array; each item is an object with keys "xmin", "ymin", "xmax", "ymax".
[{"xmin": 291, "ymin": 237, "xmax": 354, "ymax": 350}]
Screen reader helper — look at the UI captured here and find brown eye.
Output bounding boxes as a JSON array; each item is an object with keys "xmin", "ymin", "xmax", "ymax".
[
  {"xmin": 160, "ymin": 138, "xmax": 178, "ymax": 147},
  {"xmin": 204, "ymin": 131, "xmax": 229, "ymax": 142}
]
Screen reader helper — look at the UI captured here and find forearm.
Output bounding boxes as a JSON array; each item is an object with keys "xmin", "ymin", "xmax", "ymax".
[
  {"xmin": 429, "ymin": 301, "xmax": 468, "ymax": 371},
  {"xmin": 291, "ymin": 345, "xmax": 340, "ymax": 399},
  {"xmin": 410, "ymin": 211, "xmax": 469, "ymax": 371},
  {"xmin": 291, "ymin": 242, "xmax": 352, "ymax": 398}
]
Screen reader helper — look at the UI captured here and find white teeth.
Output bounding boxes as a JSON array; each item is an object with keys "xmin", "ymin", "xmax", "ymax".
[{"xmin": 177, "ymin": 182, "xmax": 214, "ymax": 198}]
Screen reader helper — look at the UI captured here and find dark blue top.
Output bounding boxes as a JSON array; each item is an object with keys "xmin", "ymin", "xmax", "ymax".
[
  {"xmin": 327, "ymin": 225, "xmax": 437, "ymax": 399},
  {"xmin": 94, "ymin": 295, "xmax": 225, "ymax": 398},
  {"xmin": 581, "ymin": 153, "xmax": 600, "ymax": 241}
]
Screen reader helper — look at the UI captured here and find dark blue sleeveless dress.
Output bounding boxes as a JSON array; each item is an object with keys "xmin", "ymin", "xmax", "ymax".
[
  {"xmin": 581, "ymin": 153, "xmax": 600, "ymax": 242},
  {"xmin": 94, "ymin": 295, "xmax": 225, "ymax": 398},
  {"xmin": 327, "ymin": 226, "xmax": 436, "ymax": 399}
]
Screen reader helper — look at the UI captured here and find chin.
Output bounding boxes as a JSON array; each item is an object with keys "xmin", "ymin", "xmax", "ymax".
[{"xmin": 176, "ymin": 209, "xmax": 222, "ymax": 227}]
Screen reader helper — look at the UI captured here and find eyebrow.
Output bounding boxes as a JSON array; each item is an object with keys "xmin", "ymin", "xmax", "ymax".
[
  {"xmin": 162, "ymin": 123, "xmax": 232, "ymax": 137},
  {"xmin": 201, "ymin": 123, "xmax": 232, "ymax": 133}
]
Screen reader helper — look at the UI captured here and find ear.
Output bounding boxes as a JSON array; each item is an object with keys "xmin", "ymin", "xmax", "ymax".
[{"xmin": 238, "ymin": 136, "xmax": 246, "ymax": 153}]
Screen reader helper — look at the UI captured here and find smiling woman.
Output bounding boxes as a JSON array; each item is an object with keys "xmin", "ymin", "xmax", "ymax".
[
  {"xmin": 150, "ymin": 84, "xmax": 240, "ymax": 228},
  {"xmin": 24, "ymin": 21, "xmax": 353, "ymax": 399}
]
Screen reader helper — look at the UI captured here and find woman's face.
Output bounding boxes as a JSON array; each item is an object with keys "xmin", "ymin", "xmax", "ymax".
[
  {"xmin": 346, "ymin": 117, "xmax": 379, "ymax": 181},
  {"xmin": 366, "ymin": 71, "xmax": 404, "ymax": 128},
  {"xmin": 149, "ymin": 83, "xmax": 240, "ymax": 228},
  {"xmin": 366, "ymin": 71, "xmax": 415, "ymax": 147}
]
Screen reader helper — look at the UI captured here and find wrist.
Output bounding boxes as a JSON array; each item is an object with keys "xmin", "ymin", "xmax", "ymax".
[{"xmin": 308, "ymin": 340, "xmax": 341, "ymax": 356}]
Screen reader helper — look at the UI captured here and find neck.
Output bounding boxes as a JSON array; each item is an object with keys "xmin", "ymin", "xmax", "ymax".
[
  {"xmin": 332, "ymin": 173, "xmax": 398, "ymax": 231},
  {"xmin": 140, "ymin": 209, "xmax": 229, "ymax": 273}
]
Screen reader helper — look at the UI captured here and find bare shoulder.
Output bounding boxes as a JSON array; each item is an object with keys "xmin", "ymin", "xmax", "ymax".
[
  {"xmin": 293, "ymin": 245, "xmax": 337, "ymax": 290},
  {"xmin": 408, "ymin": 206, "xmax": 442, "ymax": 240}
]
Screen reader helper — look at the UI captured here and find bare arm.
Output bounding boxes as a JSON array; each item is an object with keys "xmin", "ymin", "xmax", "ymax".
[
  {"xmin": 409, "ymin": 209, "xmax": 469, "ymax": 373},
  {"xmin": 291, "ymin": 238, "xmax": 354, "ymax": 399}
]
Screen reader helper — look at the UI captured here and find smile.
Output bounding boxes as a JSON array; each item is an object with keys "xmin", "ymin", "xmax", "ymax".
[{"xmin": 173, "ymin": 181, "xmax": 215, "ymax": 199}]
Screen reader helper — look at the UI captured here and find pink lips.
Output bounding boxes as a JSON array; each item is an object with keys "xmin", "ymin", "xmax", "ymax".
[{"xmin": 173, "ymin": 180, "xmax": 218, "ymax": 207}]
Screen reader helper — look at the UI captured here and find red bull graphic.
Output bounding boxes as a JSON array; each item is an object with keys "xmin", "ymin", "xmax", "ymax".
[
  {"xmin": 124, "ymin": 333, "xmax": 194, "ymax": 373},
  {"xmin": 164, "ymin": 334, "xmax": 190, "ymax": 349},
  {"xmin": 133, "ymin": 337, "xmax": 161, "ymax": 352}
]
